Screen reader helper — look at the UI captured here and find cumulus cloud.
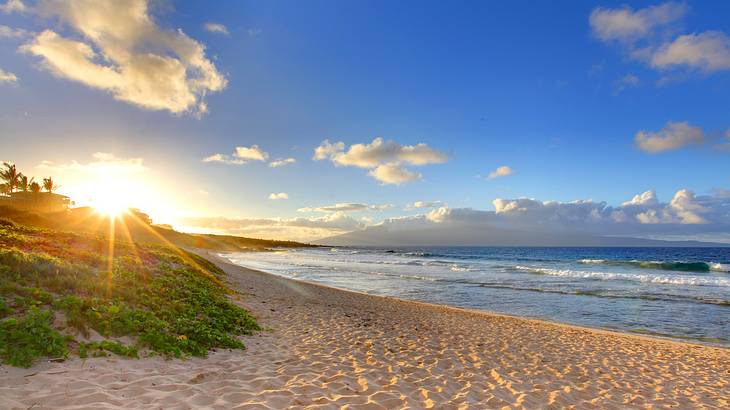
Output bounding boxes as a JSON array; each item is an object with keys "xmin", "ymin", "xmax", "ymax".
[
  {"xmin": 488, "ymin": 165, "xmax": 513, "ymax": 179},
  {"xmin": 622, "ymin": 189, "xmax": 659, "ymax": 206},
  {"xmin": 0, "ymin": 0, "xmax": 26, "ymax": 14},
  {"xmin": 204, "ymin": 23, "xmax": 228, "ymax": 36},
  {"xmin": 268, "ymin": 192, "xmax": 288, "ymax": 200},
  {"xmin": 368, "ymin": 163, "xmax": 421, "ymax": 185},
  {"xmin": 591, "ymin": 2, "xmax": 730, "ymax": 75},
  {"xmin": 0, "ymin": 68, "xmax": 18, "ymax": 84},
  {"xmin": 313, "ymin": 137, "xmax": 447, "ymax": 184},
  {"xmin": 589, "ymin": 2, "xmax": 685, "ymax": 42},
  {"xmin": 298, "ymin": 203, "xmax": 392, "ymax": 213},
  {"xmin": 634, "ymin": 121, "xmax": 704, "ymax": 153},
  {"xmin": 37, "ymin": 152, "xmax": 147, "ymax": 174},
  {"xmin": 203, "ymin": 145, "xmax": 269, "ymax": 165},
  {"xmin": 20, "ymin": 0, "xmax": 226, "ymax": 114},
  {"xmin": 651, "ymin": 31, "xmax": 730, "ymax": 72},
  {"xmin": 491, "ymin": 189, "xmax": 726, "ymax": 229},
  {"xmin": 234, "ymin": 145, "xmax": 268, "ymax": 161},
  {"xmin": 179, "ymin": 212, "xmax": 366, "ymax": 242},
  {"xmin": 268, "ymin": 158, "xmax": 296, "ymax": 168}
]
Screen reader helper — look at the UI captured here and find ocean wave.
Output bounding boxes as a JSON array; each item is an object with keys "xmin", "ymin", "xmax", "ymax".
[
  {"xmin": 515, "ymin": 265, "xmax": 730, "ymax": 287},
  {"xmin": 577, "ymin": 259, "xmax": 730, "ymax": 273},
  {"xmin": 474, "ymin": 283, "xmax": 730, "ymax": 307}
]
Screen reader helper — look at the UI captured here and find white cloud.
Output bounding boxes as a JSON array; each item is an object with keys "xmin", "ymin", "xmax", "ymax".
[
  {"xmin": 313, "ymin": 137, "xmax": 447, "ymax": 185},
  {"xmin": 37, "ymin": 152, "xmax": 147, "ymax": 174},
  {"xmin": 634, "ymin": 121, "xmax": 704, "ymax": 153},
  {"xmin": 201, "ymin": 153, "xmax": 245, "ymax": 165},
  {"xmin": 368, "ymin": 163, "xmax": 421, "ymax": 185},
  {"xmin": 488, "ymin": 165, "xmax": 513, "ymax": 179},
  {"xmin": 313, "ymin": 140, "xmax": 345, "ymax": 161},
  {"xmin": 203, "ymin": 145, "xmax": 269, "ymax": 165},
  {"xmin": 405, "ymin": 201, "xmax": 443, "ymax": 210},
  {"xmin": 20, "ymin": 0, "xmax": 226, "ymax": 115},
  {"xmin": 183, "ymin": 188, "xmax": 730, "ymax": 242},
  {"xmin": 589, "ymin": 2, "xmax": 686, "ymax": 42},
  {"xmin": 0, "ymin": 25, "xmax": 28, "ymax": 38},
  {"xmin": 0, "ymin": 0, "xmax": 26, "ymax": 14},
  {"xmin": 204, "ymin": 23, "xmax": 228, "ymax": 36},
  {"xmin": 592, "ymin": 3, "xmax": 730, "ymax": 76},
  {"xmin": 491, "ymin": 189, "xmax": 723, "ymax": 228},
  {"xmin": 622, "ymin": 190, "xmax": 658, "ymax": 206},
  {"xmin": 651, "ymin": 31, "xmax": 730, "ymax": 73},
  {"xmin": 298, "ymin": 203, "xmax": 392, "ymax": 213},
  {"xmin": 0, "ymin": 68, "xmax": 18, "ymax": 84},
  {"xmin": 269, "ymin": 158, "xmax": 296, "ymax": 168},
  {"xmin": 234, "ymin": 145, "xmax": 268, "ymax": 161},
  {"xmin": 247, "ymin": 28, "xmax": 261, "ymax": 37},
  {"xmin": 268, "ymin": 192, "xmax": 288, "ymax": 200}
]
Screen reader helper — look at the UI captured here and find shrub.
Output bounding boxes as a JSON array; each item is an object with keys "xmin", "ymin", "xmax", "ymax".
[{"xmin": 0, "ymin": 307, "xmax": 68, "ymax": 367}]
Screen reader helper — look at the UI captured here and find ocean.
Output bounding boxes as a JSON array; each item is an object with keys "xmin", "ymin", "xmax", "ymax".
[{"xmin": 223, "ymin": 246, "xmax": 730, "ymax": 346}]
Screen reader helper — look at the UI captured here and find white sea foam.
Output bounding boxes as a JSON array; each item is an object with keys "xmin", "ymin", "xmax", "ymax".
[
  {"xmin": 709, "ymin": 263, "xmax": 730, "ymax": 272},
  {"xmin": 578, "ymin": 259, "xmax": 606, "ymax": 264},
  {"xmin": 514, "ymin": 266, "xmax": 730, "ymax": 287}
]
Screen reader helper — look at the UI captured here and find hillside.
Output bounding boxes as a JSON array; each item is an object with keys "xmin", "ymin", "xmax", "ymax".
[
  {"xmin": 0, "ymin": 218, "xmax": 260, "ymax": 367},
  {"xmin": 0, "ymin": 206, "xmax": 316, "ymax": 251}
]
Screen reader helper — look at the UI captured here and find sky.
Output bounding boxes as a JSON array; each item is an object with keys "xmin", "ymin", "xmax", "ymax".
[{"xmin": 1, "ymin": 0, "xmax": 730, "ymax": 242}]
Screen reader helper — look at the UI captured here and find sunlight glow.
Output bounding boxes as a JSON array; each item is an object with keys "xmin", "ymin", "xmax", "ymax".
[{"xmin": 90, "ymin": 184, "xmax": 133, "ymax": 217}]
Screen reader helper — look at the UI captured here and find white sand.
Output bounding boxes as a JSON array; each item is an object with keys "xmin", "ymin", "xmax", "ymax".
[{"xmin": 1, "ymin": 250, "xmax": 728, "ymax": 409}]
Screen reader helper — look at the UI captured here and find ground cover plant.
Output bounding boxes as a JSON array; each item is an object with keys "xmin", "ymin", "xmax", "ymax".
[{"xmin": 0, "ymin": 218, "xmax": 259, "ymax": 367}]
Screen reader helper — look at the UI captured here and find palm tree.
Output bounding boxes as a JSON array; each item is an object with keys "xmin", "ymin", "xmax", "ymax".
[
  {"xmin": 29, "ymin": 181, "xmax": 41, "ymax": 194},
  {"xmin": 18, "ymin": 174, "xmax": 34, "ymax": 192},
  {"xmin": 42, "ymin": 177, "xmax": 57, "ymax": 193},
  {"xmin": 0, "ymin": 162, "xmax": 20, "ymax": 193}
]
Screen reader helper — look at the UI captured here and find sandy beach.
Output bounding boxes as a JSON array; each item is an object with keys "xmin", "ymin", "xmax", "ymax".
[{"xmin": 1, "ymin": 250, "xmax": 728, "ymax": 409}]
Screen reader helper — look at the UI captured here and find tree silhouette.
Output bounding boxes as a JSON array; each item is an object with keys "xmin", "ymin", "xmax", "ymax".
[
  {"xmin": 18, "ymin": 174, "xmax": 35, "ymax": 192},
  {"xmin": 42, "ymin": 177, "xmax": 57, "ymax": 193},
  {"xmin": 0, "ymin": 162, "xmax": 20, "ymax": 194},
  {"xmin": 29, "ymin": 181, "xmax": 41, "ymax": 193}
]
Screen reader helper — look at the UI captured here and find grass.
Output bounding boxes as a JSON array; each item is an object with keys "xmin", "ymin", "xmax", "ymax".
[{"xmin": 0, "ymin": 221, "xmax": 260, "ymax": 367}]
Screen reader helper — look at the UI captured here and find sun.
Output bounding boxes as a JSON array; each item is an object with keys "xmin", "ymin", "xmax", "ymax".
[{"xmin": 90, "ymin": 185, "xmax": 133, "ymax": 217}]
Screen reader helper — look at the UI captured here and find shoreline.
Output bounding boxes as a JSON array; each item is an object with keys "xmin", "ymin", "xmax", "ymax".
[
  {"xmin": 217, "ymin": 250, "xmax": 730, "ymax": 350},
  {"xmin": 1, "ymin": 249, "xmax": 728, "ymax": 408}
]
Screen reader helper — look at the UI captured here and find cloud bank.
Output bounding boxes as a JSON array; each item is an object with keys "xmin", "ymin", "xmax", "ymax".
[
  {"xmin": 20, "ymin": 0, "xmax": 226, "ymax": 115},
  {"xmin": 298, "ymin": 203, "xmax": 392, "ymax": 213},
  {"xmin": 181, "ymin": 188, "xmax": 730, "ymax": 242},
  {"xmin": 179, "ymin": 212, "xmax": 367, "ymax": 242},
  {"xmin": 314, "ymin": 137, "xmax": 447, "ymax": 185}
]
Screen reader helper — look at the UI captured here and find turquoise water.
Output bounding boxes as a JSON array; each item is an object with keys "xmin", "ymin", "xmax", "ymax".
[{"xmin": 224, "ymin": 247, "xmax": 730, "ymax": 346}]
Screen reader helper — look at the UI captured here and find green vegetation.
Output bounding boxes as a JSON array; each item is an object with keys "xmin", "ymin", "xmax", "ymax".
[{"xmin": 0, "ymin": 221, "xmax": 260, "ymax": 367}]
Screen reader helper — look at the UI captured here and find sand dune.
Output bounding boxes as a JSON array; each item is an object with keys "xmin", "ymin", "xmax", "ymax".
[{"xmin": 1, "ymin": 251, "xmax": 728, "ymax": 409}]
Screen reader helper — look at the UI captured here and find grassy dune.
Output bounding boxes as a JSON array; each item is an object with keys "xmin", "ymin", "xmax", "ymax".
[{"xmin": 0, "ymin": 217, "xmax": 260, "ymax": 367}]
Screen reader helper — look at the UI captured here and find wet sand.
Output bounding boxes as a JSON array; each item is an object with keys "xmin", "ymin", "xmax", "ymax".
[{"xmin": 1, "ymin": 250, "xmax": 729, "ymax": 409}]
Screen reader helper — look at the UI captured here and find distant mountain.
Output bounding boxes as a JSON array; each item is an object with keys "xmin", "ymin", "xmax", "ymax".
[{"xmin": 313, "ymin": 225, "xmax": 727, "ymax": 247}]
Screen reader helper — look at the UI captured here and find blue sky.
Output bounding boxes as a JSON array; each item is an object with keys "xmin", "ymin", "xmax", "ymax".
[{"xmin": 1, "ymin": 1, "xmax": 729, "ymax": 241}]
